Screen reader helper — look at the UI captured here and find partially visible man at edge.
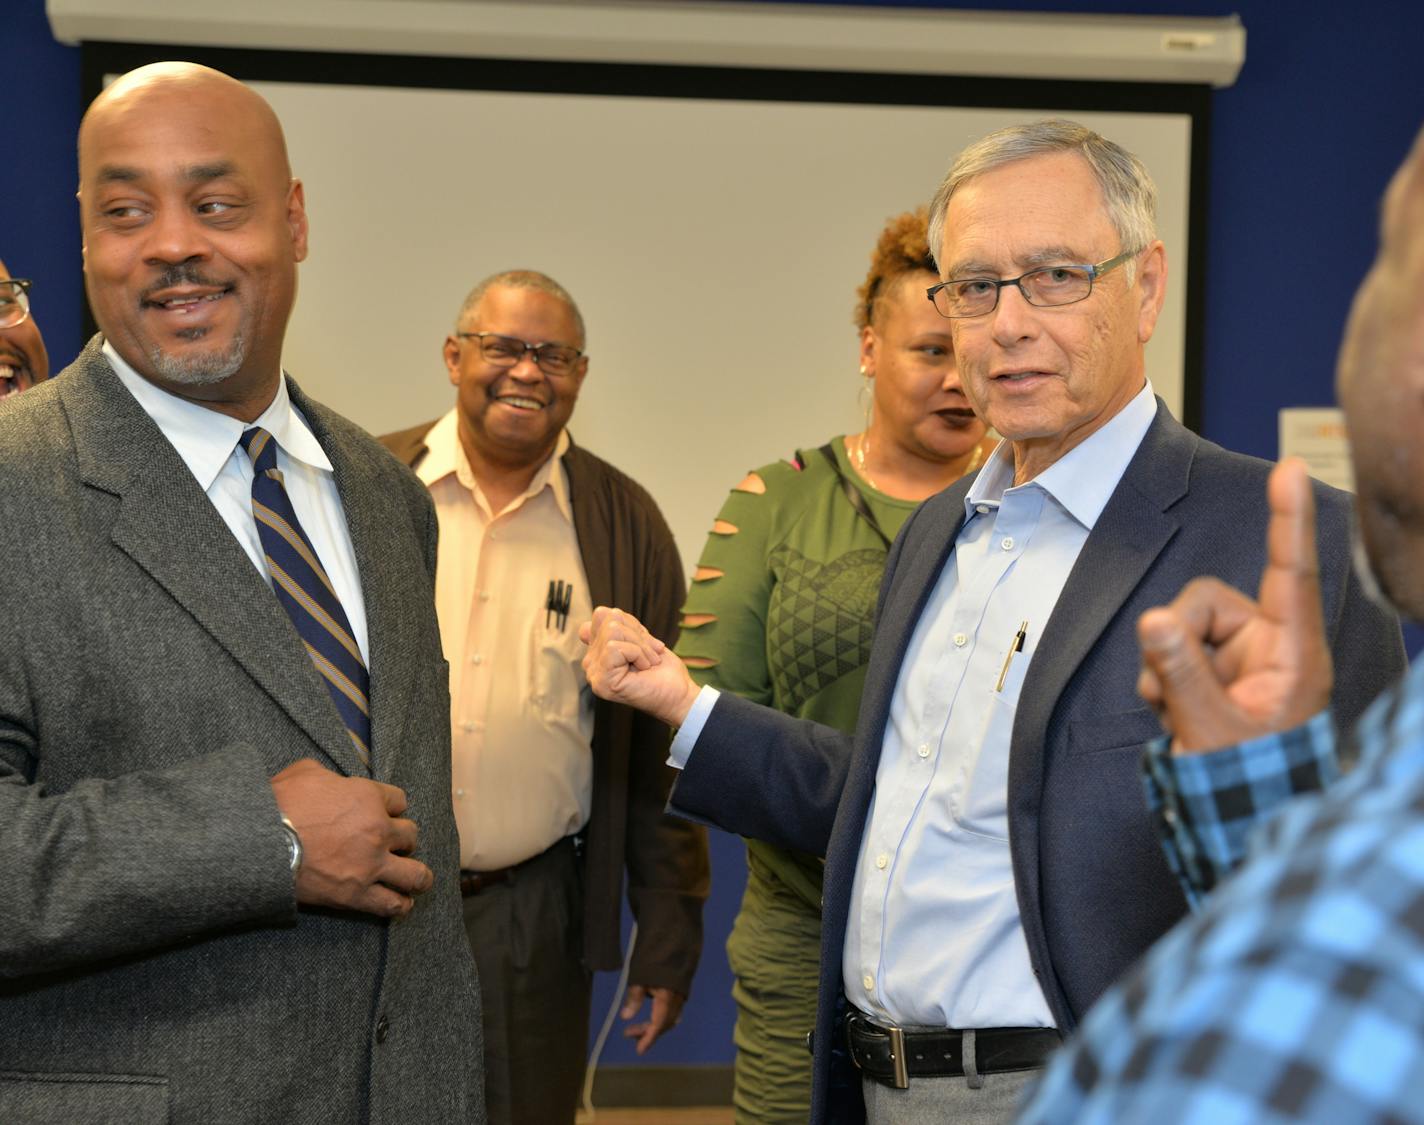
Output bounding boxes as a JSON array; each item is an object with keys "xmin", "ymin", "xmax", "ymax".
[
  {"xmin": 579, "ymin": 119, "xmax": 1404, "ymax": 1125},
  {"xmin": 382, "ymin": 269, "xmax": 708, "ymax": 1125},
  {"xmin": 1020, "ymin": 122, "xmax": 1424, "ymax": 1124},
  {"xmin": 0, "ymin": 63, "xmax": 482, "ymax": 1124},
  {"xmin": 0, "ymin": 258, "xmax": 50, "ymax": 398}
]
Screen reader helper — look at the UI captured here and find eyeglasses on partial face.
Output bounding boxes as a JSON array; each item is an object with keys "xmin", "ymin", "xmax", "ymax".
[
  {"xmin": 926, "ymin": 248, "xmax": 1140, "ymax": 319},
  {"xmin": 457, "ymin": 332, "xmax": 583, "ymax": 376},
  {"xmin": 0, "ymin": 278, "xmax": 34, "ymax": 330}
]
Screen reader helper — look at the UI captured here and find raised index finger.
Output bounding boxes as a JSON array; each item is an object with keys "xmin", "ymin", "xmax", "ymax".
[{"xmin": 1257, "ymin": 458, "xmax": 1325, "ymax": 642}]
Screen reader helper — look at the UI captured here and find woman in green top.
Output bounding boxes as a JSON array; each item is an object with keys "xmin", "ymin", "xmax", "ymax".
[{"xmin": 676, "ymin": 209, "xmax": 997, "ymax": 1124}]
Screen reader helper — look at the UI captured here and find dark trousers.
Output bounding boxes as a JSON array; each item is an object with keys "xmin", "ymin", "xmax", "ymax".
[{"xmin": 461, "ymin": 838, "xmax": 592, "ymax": 1125}]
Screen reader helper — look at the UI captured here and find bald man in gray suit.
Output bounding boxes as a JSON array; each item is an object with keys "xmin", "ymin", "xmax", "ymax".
[{"xmin": 0, "ymin": 65, "xmax": 481, "ymax": 1124}]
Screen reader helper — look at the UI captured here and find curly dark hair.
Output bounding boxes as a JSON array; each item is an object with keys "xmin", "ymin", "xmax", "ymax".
[{"xmin": 854, "ymin": 207, "xmax": 938, "ymax": 331}]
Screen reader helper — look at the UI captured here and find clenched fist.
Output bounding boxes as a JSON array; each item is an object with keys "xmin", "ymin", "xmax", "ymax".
[{"xmin": 579, "ymin": 606, "xmax": 701, "ymax": 728}]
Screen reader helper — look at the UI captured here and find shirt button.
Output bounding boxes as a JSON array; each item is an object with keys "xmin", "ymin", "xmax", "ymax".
[
  {"xmin": 875, "ymin": 854, "xmax": 888, "ymax": 870},
  {"xmin": 976, "ymin": 504, "xmax": 990, "ymax": 515},
  {"xmin": 1001, "ymin": 536, "xmax": 1015, "ymax": 551},
  {"xmin": 471, "ymin": 653, "xmax": 483, "ymax": 665},
  {"xmin": 478, "ymin": 591, "xmax": 491, "ymax": 602},
  {"xmin": 455, "ymin": 788, "xmax": 465, "ymax": 798},
  {"xmin": 953, "ymin": 632, "xmax": 967, "ymax": 647},
  {"xmin": 375, "ymin": 1015, "xmax": 390, "ymax": 1043},
  {"xmin": 862, "ymin": 974, "xmax": 875, "ymax": 992},
  {"xmin": 917, "ymin": 744, "xmax": 930, "ymax": 759},
  {"xmin": 460, "ymin": 721, "xmax": 476, "ymax": 733}
]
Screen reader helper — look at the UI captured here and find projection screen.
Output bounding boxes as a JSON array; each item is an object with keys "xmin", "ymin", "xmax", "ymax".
[{"xmin": 90, "ymin": 49, "xmax": 1207, "ymax": 573}]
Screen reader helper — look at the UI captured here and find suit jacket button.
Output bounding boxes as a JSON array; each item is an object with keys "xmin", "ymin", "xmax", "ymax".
[{"xmin": 376, "ymin": 1015, "xmax": 391, "ymax": 1043}]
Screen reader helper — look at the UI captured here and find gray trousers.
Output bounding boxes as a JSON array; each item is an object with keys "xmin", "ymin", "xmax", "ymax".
[
  {"xmin": 461, "ymin": 838, "xmax": 591, "ymax": 1125},
  {"xmin": 862, "ymin": 1070, "xmax": 1040, "ymax": 1125},
  {"xmin": 860, "ymin": 1026, "xmax": 1044, "ymax": 1125}
]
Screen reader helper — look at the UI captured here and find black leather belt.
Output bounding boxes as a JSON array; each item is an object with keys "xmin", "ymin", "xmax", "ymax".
[
  {"xmin": 458, "ymin": 868, "xmax": 512, "ymax": 896},
  {"xmin": 846, "ymin": 1011, "xmax": 1060, "ymax": 1088},
  {"xmin": 459, "ymin": 834, "xmax": 581, "ymax": 897}
]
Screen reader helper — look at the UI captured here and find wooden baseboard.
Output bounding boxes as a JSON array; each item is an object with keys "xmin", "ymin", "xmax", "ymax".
[{"xmin": 590, "ymin": 1065, "xmax": 733, "ymax": 1107}]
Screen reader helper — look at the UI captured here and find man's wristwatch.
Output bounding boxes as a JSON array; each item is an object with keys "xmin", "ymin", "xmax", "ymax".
[{"xmin": 279, "ymin": 815, "xmax": 303, "ymax": 875}]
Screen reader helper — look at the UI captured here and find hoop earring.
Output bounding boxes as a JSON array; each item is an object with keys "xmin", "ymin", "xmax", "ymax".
[{"xmin": 858, "ymin": 378, "xmax": 874, "ymax": 430}]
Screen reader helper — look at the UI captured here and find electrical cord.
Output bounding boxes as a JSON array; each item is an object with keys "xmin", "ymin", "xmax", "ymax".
[{"xmin": 579, "ymin": 921, "xmax": 638, "ymax": 1121}]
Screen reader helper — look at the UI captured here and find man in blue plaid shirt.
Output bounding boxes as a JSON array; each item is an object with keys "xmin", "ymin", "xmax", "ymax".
[{"xmin": 1020, "ymin": 124, "xmax": 1424, "ymax": 1124}]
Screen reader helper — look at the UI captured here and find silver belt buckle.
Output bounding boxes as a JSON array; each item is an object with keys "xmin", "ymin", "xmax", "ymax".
[{"xmin": 887, "ymin": 1025, "xmax": 909, "ymax": 1089}]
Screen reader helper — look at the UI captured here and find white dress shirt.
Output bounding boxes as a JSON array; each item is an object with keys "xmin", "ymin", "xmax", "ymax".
[
  {"xmin": 103, "ymin": 340, "xmax": 369, "ymax": 662},
  {"xmin": 673, "ymin": 381, "xmax": 1159, "ymax": 1030}
]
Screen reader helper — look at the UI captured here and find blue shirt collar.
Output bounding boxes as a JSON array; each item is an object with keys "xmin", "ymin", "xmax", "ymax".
[{"xmin": 964, "ymin": 381, "xmax": 1158, "ymax": 530}]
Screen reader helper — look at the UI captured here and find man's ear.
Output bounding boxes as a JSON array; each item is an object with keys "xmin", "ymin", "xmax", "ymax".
[
  {"xmin": 443, "ymin": 336, "xmax": 462, "ymax": 385},
  {"xmin": 1135, "ymin": 240, "xmax": 1168, "ymax": 344},
  {"xmin": 287, "ymin": 178, "xmax": 310, "ymax": 264}
]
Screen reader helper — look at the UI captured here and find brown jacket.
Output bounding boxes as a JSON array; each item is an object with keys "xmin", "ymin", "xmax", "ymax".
[{"xmin": 382, "ymin": 421, "xmax": 708, "ymax": 993}]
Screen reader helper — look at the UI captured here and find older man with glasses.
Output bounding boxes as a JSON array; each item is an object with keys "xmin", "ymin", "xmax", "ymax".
[
  {"xmin": 382, "ymin": 269, "xmax": 708, "ymax": 1125},
  {"xmin": 580, "ymin": 119, "xmax": 1404, "ymax": 1125},
  {"xmin": 0, "ymin": 260, "xmax": 49, "ymax": 398}
]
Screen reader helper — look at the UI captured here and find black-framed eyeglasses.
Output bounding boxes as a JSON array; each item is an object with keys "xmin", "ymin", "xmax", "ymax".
[
  {"xmin": 0, "ymin": 278, "xmax": 34, "ymax": 330},
  {"xmin": 457, "ymin": 332, "xmax": 583, "ymax": 376},
  {"xmin": 926, "ymin": 249, "xmax": 1139, "ymax": 319}
]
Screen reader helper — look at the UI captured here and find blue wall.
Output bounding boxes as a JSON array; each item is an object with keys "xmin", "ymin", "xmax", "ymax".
[{"xmin": 7, "ymin": 0, "xmax": 1424, "ymax": 1072}]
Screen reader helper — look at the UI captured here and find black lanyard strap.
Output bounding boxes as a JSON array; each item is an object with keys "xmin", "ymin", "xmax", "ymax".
[{"xmin": 815, "ymin": 442, "xmax": 893, "ymax": 551}]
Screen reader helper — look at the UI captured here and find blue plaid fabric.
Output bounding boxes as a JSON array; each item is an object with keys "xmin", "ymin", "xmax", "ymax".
[
  {"xmin": 1143, "ymin": 712, "xmax": 1343, "ymax": 907},
  {"xmin": 1018, "ymin": 660, "xmax": 1424, "ymax": 1125}
]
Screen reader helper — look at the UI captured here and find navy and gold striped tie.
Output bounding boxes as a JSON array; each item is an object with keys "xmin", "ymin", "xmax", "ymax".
[{"xmin": 239, "ymin": 427, "xmax": 372, "ymax": 770}]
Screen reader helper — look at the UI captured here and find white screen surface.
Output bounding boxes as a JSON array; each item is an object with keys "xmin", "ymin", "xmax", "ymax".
[{"xmin": 244, "ymin": 82, "xmax": 1193, "ymax": 572}]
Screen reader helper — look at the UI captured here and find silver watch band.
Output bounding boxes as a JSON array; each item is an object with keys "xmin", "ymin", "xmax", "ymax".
[{"xmin": 280, "ymin": 814, "xmax": 303, "ymax": 875}]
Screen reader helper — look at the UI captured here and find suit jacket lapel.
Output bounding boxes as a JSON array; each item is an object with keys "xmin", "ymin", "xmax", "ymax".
[
  {"xmin": 292, "ymin": 380, "xmax": 423, "ymax": 784},
  {"xmin": 64, "ymin": 341, "xmax": 368, "ymax": 777},
  {"xmin": 1010, "ymin": 404, "xmax": 1193, "ymax": 774},
  {"xmin": 1006, "ymin": 404, "xmax": 1194, "ymax": 948}
]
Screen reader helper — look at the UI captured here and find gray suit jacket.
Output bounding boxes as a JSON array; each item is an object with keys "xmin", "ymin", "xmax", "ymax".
[
  {"xmin": 0, "ymin": 338, "xmax": 483, "ymax": 1124},
  {"xmin": 672, "ymin": 402, "xmax": 1405, "ymax": 1124}
]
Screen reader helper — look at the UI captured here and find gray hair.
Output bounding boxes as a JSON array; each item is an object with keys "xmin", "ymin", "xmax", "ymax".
[
  {"xmin": 455, "ymin": 269, "xmax": 586, "ymax": 346},
  {"xmin": 927, "ymin": 119, "xmax": 1158, "ymax": 281}
]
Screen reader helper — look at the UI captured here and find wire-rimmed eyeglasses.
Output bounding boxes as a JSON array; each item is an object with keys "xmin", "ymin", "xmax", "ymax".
[
  {"xmin": 0, "ymin": 278, "xmax": 34, "ymax": 330},
  {"xmin": 926, "ymin": 249, "xmax": 1139, "ymax": 319},
  {"xmin": 458, "ymin": 332, "xmax": 583, "ymax": 376}
]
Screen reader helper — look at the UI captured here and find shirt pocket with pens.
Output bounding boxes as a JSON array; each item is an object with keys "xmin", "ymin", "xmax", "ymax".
[{"xmin": 531, "ymin": 580, "xmax": 590, "ymax": 724}]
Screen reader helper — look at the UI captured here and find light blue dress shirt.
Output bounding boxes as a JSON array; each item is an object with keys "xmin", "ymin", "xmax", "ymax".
[
  {"xmin": 673, "ymin": 381, "xmax": 1158, "ymax": 1030},
  {"xmin": 103, "ymin": 340, "xmax": 370, "ymax": 662}
]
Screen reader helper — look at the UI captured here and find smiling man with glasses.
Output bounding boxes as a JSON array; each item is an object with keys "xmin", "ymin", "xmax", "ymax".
[
  {"xmin": 0, "ymin": 260, "xmax": 49, "ymax": 399},
  {"xmin": 382, "ymin": 270, "xmax": 708, "ymax": 1125},
  {"xmin": 579, "ymin": 119, "xmax": 1403, "ymax": 1125}
]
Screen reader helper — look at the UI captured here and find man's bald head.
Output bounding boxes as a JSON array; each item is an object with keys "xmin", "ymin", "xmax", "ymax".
[
  {"xmin": 77, "ymin": 63, "xmax": 308, "ymax": 421},
  {"xmin": 1337, "ymin": 124, "xmax": 1424, "ymax": 619},
  {"xmin": 80, "ymin": 63, "xmax": 292, "ymax": 185}
]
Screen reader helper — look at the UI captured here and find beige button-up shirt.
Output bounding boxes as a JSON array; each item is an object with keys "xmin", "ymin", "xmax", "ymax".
[{"xmin": 417, "ymin": 410, "xmax": 594, "ymax": 870}]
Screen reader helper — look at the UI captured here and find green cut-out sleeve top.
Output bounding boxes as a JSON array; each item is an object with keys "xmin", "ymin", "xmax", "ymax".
[{"xmin": 675, "ymin": 437, "xmax": 918, "ymax": 911}]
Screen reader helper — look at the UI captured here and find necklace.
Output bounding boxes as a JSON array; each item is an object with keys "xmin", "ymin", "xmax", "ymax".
[
  {"xmin": 853, "ymin": 432, "xmax": 986, "ymax": 494},
  {"xmin": 852, "ymin": 431, "xmax": 879, "ymax": 491}
]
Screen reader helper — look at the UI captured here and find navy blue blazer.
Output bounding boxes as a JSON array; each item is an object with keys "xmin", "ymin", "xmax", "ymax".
[{"xmin": 672, "ymin": 403, "xmax": 1404, "ymax": 1124}]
